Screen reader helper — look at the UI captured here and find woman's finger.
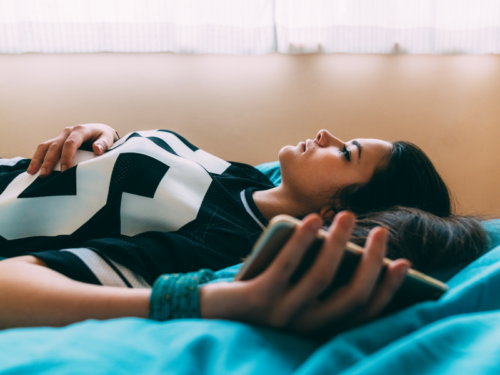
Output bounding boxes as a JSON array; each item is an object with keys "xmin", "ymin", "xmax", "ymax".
[
  {"xmin": 316, "ymin": 259, "xmax": 409, "ymax": 337},
  {"xmin": 59, "ymin": 127, "xmax": 92, "ymax": 172},
  {"xmin": 355, "ymin": 259, "xmax": 410, "ymax": 322},
  {"xmin": 36, "ymin": 127, "xmax": 73, "ymax": 177},
  {"xmin": 294, "ymin": 227, "xmax": 388, "ymax": 332},
  {"xmin": 340, "ymin": 227, "xmax": 388, "ymax": 305},
  {"xmin": 281, "ymin": 211, "xmax": 355, "ymax": 315},
  {"xmin": 262, "ymin": 214, "xmax": 322, "ymax": 289},
  {"xmin": 27, "ymin": 142, "xmax": 51, "ymax": 174},
  {"xmin": 39, "ymin": 136, "xmax": 72, "ymax": 177},
  {"xmin": 39, "ymin": 142, "xmax": 64, "ymax": 177}
]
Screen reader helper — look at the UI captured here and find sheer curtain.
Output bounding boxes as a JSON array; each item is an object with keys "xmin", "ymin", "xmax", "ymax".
[
  {"xmin": 0, "ymin": 0, "xmax": 275, "ymax": 54},
  {"xmin": 276, "ymin": 0, "xmax": 500, "ymax": 54},
  {"xmin": 1, "ymin": 0, "xmax": 500, "ymax": 54}
]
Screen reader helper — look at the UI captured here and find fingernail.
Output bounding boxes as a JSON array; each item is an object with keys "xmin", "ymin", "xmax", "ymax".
[
  {"xmin": 27, "ymin": 164, "xmax": 32, "ymax": 173},
  {"xmin": 96, "ymin": 144, "xmax": 103, "ymax": 152},
  {"xmin": 61, "ymin": 165, "xmax": 67, "ymax": 172},
  {"xmin": 341, "ymin": 214, "xmax": 355, "ymax": 230},
  {"xmin": 40, "ymin": 167, "xmax": 47, "ymax": 176},
  {"xmin": 310, "ymin": 220, "xmax": 321, "ymax": 232}
]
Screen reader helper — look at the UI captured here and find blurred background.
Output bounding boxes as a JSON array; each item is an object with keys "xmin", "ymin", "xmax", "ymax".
[{"xmin": 1, "ymin": 0, "xmax": 499, "ymax": 216}]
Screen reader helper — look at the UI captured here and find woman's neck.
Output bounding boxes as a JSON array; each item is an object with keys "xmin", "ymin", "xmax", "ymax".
[{"xmin": 252, "ymin": 186, "xmax": 316, "ymax": 222}]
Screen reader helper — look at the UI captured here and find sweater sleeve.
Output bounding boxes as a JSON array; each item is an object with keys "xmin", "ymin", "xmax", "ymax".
[{"xmin": 26, "ymin": 227, "xmax": 248, "ymax": 287}]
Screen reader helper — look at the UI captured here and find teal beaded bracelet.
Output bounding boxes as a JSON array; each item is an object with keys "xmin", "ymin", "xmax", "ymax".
[{"xmin": 149, "ymin": 269, "xmax": 216, "ymax": 321}]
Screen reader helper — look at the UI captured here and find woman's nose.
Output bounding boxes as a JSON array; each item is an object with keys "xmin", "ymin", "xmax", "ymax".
[{"xmin": 316, "ymin": 129, "xmax": 344, "ymax": 147}]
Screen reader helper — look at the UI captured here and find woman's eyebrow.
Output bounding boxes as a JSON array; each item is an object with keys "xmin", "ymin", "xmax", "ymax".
[{"xmin": 352, "ymin": 140, "xmax": 362, "ymax": 160}]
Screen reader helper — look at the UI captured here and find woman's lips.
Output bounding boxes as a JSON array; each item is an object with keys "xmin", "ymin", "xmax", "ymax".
[{"xmin": 299, "ymin": 142, "xmax": 306, "ymax": 152}]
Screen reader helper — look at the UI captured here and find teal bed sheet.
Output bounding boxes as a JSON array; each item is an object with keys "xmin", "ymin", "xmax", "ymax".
[{"xmin": 1, "ymin": 162, "xmax": 500, "ymax": 374}]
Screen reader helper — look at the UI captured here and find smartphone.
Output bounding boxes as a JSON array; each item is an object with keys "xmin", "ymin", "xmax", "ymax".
[{"xmin": 235, "ymin": 215, "xmax": 448, "ymax": 315}]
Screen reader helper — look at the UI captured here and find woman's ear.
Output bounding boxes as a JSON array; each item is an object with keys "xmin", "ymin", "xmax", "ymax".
[{"xmin": 319, "ymin": 206, "xmax": 335, "ymax": 224}]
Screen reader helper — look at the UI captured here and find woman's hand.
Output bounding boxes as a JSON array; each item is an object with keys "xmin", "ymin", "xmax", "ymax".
[
  {"xmin": 27, "ymin": 123, "xmax": 119, "ymax": 177},
  {"xmin": 199, "ymin": 212, "xmax": 410, "ymax": 338}
]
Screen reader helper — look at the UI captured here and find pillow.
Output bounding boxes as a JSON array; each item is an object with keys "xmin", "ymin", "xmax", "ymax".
[{"xmin": 255, "ymin": 161, "xmax": 281, "ymax": 187}]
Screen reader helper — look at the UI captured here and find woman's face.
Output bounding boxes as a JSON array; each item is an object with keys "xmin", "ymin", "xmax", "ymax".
[{"xmin": 279, "ymin": 129, "xmax": 393, "ymax": 209}]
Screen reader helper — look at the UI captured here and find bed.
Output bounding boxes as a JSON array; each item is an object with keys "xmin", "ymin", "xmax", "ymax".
[{"xmin": 1, "ymin": 162, "xmax": 499, "ymax": 375}]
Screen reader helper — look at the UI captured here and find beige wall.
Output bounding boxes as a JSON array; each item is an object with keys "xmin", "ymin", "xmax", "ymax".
[{"xmin": 0, "ymin": 53, "xmax": 499, "ymax": 216}]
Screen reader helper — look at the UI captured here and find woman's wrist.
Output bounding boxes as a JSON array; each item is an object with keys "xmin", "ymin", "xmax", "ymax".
[
  {"xmin": 198, "ymin": 283, "xmax": 224, "ymax": 319},
  {"xmin": 149, "ymin": 269, "xmax": 216, "ymax": 321},
  {"xmin": 198, "ymin": 282, "xmax": 251, "ymax": 321}
]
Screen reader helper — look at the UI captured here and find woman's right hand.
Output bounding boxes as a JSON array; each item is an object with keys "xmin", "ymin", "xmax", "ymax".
[
  {"xmin": 199, "ymin": 212, "xmax": 410, "ymax": 338},
  {"xmin": 27, "ymin": 123, "xmax": 119, "ymax": 177}
]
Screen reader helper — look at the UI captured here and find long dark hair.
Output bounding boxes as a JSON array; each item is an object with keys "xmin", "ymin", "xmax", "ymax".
[
  {"xmin": 349, "ymin": 207, "xmax": 486, "ymax": 273},
  {"xmin": 331, "ymin": 141, "xmax": 452, "ymax": 217}
]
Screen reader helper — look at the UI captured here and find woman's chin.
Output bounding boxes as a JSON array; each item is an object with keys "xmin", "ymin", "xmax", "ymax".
[
  {"xmin": 279, "ymin": 144, "xmax": 303, "ymax": 158},
  {"xmin": 278, "ymin": 146, "xmax": 298, "ymax": 168},
  {"xmin": 278, "ymin": 146, "xmax": 291, "ymax": 159}
]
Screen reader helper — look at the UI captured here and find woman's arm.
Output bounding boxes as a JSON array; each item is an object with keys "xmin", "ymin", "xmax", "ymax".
[
  {"xmin": 0, "ymin": 256, "xmax": 150, "ymax": 329},
  {"xmin": 27, "ymin": 123, "xmax": 119, "ymax": 177},
  {"xmin": 0, "ymin": 213, "xmax": 408, "ymax": 336}
]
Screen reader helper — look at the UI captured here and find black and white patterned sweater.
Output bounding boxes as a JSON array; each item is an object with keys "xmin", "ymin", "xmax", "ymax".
[{"xmin": 0, "ymin": 130, "xmax": 274, "ymax": 288}]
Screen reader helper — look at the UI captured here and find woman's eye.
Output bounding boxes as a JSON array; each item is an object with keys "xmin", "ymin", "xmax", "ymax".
[{"xmin": 342, "ymin": 145, "xmax": 351, "ymax": 162}]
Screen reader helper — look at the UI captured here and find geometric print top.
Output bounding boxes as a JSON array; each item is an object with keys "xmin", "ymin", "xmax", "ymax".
[{"xmin": 0, "ymin": 130, "xmax": 274, "ymax": 287}]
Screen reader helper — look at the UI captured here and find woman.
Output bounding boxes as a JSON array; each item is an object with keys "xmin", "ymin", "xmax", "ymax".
[{"xmin": 0, "ymin": 123, "xmax": 452, "ymax": 333}]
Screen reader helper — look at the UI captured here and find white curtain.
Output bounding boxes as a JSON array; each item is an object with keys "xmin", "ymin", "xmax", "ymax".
[
  {"xmin": 0, "ymin": 0, "xmax": 275, "ymax": 54},
  {"xmin": 1, "ymin": 0, "xmax": 500, "ymax": 54},
  {"xmin": 276, "ymin": 0, "xmax": 500, "ymax": 54}
]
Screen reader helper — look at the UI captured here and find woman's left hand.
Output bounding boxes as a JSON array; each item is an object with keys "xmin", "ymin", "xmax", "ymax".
[
  {"xmin": 27, "ymin": 123, "xmax": 118, "ymax": 177},
  {"xmin": 198, "ymin": 212, "xmax": 410, "ymax": 338}
]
